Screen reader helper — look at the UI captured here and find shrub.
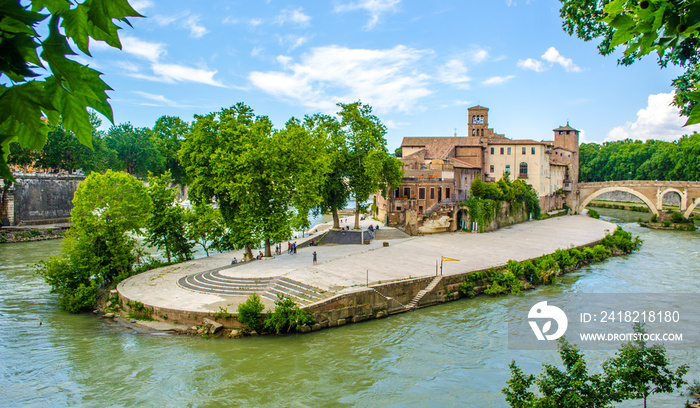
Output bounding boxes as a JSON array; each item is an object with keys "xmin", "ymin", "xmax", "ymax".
[
  {"xmin": 213, "ymin": 306, "xmax": 232, "ymax": 320},
  {"xmin": 237, "ymin": 293, "xmax": 265, "ymax": 332},
  {"xmin": 582, "ymin": 247, "xmax": 595, "ymax": 261},
  {"xmin": 459, "ymin": 279, "xmax": 476, "ymax": 298},
  {"xmin": 553, "ymin": 249, "xmax": 576, "ymax": 271},
  {"xmin": 484, "ymin": 281, "xmax": 508, "ymax": 295},
  {"xmin": 588, "ymin": 209, "xmax": 600, "ymax": 219},
  {"xmin": 592, "ymin": 245, "xmax": 611, "ymax": 262},
  {"xmin": 569, "ymin": 248, "xmax": 582, "ymax": 265},
  {"xmin": 506, "ymin": 260, "xmax": 524, "ymax": 280},
  {"xmin": 264, "ymin": 294, "xmax": 315, "ymax": 334},
  {"xmin": 651, "ymin": 213, "xmax": 658, "ymax": 222},
  {"xmin": 521, "ymin": 260, "xmax": 537, "ymax": 282},
  {"xmin": 601, "ymin": 228, "xmax": 642, "ymax": 253}
]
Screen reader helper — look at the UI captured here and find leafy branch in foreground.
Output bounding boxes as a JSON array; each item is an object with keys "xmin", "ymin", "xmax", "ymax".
[{"xmin": 0, "ymin": 0, "xmax": 143, "ymax": 181}]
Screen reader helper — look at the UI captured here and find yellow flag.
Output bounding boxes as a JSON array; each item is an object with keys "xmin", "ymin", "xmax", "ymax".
[{"xmin": 441, "ymin": 256, "xmax": 460, "ymax": 262}]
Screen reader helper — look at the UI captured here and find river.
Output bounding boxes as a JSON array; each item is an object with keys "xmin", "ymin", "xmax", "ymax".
[{"xmin": 1, "ymin": 209, "xmax": 698, "ymax": 407}]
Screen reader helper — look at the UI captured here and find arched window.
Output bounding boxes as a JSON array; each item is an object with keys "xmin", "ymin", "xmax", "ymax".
[
  {"xmin": 519, "ymin": 162, "xmax": 528, "ymax": 179},
  {"xmin": 472, "ymin": 129, "xmax": 475, "ymax": 136}
]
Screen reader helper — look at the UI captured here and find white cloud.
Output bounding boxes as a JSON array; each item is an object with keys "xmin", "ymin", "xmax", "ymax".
[
  {"xmin": 275, "ymin": 7, "xmax": 312, "ymax": 26},
  {"xmin": 607, "ymin": 92, "xmax": 700, "ymax": 142},
  {"xmin": 250, "ymin": 18, "xmax": 263, "ymax": 26},
  {"xmin": 249, "ymin": 45, "xmax": 431, "ymax": 113},
  {"xmin": 517, "ymin": 47, "xmax": 581, "ymax": 73},
  {"xmin": 482, "ymin": 75, "xmax": 515, "ymax": 86},
  {"xmin": 438, "ymin": 59, "xmax": 471, "ymax": 89},
  {"xmin": 279, "ymin": 34, "xmax": 312, "ymax": 50},
  {"xmin": 152, "ymin": 63, "xmax": 225, "ymax": 87},
  {"xmin": 132, "ymin": 91, "xmax": 177, "ymax": 106},
  {"xmin": 152, "ymin": 11, "xmax": 208, "ymax": 38},
  {"xmin": 121, "ymin": 37, "xmax": 167, "ymax": 62},
  {"xmin": 542, "ymin": 47, "xmax": 581, "ymax": 72},
  {"xmin": 516, "ymin": 57, "xmax": 545, "ymax": 72},
  {"xmin": 334, "ymin": 0, "xmax": 401, "ymax": 29},
  {"xmin": 251, "ymin": 46, "xmax": 264, "ymax": 57},
  {"xmin": 130, "ymin": 0, "xmax": 153, "ymax": 13},
  {"xmin": 468, "ymin": 48, "xmax": 490, "ymax": 64}
]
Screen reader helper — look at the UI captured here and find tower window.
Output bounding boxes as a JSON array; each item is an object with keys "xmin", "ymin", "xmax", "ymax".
[
  {"xmin": 430, "ymin": 188, "xmax": 435, "ymax": 199},
  {"xmin": 500, "ymin": 147, "xmax": 504, "ymax": 154},
  {"xmin": 531, "ymin": 147, "xmax": 536, "ymax": 155},
  {"xmin": 507, "ymin": 147, "xmax": 512, "ymax": 155},
  {"xmin": 490, "ymin": 165, "xmax": 494, "ymax": 173},
  {"xmin": 419, "ymin": 188, "xmax": 425, "ymax": 199},
  {"xmin": 522, "ymin": 147, "xmax": 526, "ymax": 155},
  {"xmin": 490, "ymin": 147, "xmax": 494, "ymax": 154}
]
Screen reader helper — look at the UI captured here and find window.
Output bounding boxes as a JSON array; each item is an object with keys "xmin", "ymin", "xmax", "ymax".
[
  {"xmin": 419, "ymin": 188, "xmax": 425, "ymax": 199},
  {"xmin": 490, "ymin": 165, "xmax": 494, "ymax": 173},
  {"xmin": 394, "ymin": 189, "xmax": 399, "ymax": 198},
  {"xmin": 522, "ymin": 147, "xmax": 526, "ymax": 155},
  {"xmin": 505, "ymin": 164, "xmax": 511, "ymax": 174},
  {"xmin": 531, "ymin": 147, "xmax": 536, "ymax": 155},
  {"xmin": 403, "ymin": 187, "xmax": 410, "ymax": 198},
  {"xmin": 507, "ymin": 147, "xmax": 512, "ymax": 155},
  {"xmin": 519, "ymin": 162, "xmax": 528, "ymax": 178},
  {"xmin": 500, "ymin": 147, "xmax": 504, "ymax": 154},
  {"xmin": 446, "ymin": 188, "xmax": 451, "ymax": 199},
  {"xmin": 430, "ymin": 188, "xmax": 435, "ymax": 199},
  {"xmin": 490, "ymin": 147, "xmax": 494, "ymax": 154},
  {"xmin": 397, "ymin": 206, "xmax": 402, "ymax": 211}
]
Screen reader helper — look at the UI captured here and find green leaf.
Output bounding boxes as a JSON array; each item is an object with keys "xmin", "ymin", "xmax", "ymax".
[
  {"xmin": 0, "ymin": 81, "xmax": 53, "ymax": 138},
  {"xmin": 61, "ymin": 5, "xmax": 91, "ymax": 56}
]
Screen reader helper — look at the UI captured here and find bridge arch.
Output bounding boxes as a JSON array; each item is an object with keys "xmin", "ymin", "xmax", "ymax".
[
  {"xmin": 579, "ymin": 186, "xmax": 659, "ymax": 216},
  {"xmin": 658, "ymin": 187, "xmax": 687, "ymax": 211},
  {"xmin": 684, "ymin": 198, "xmax": 699, "ymax": 219}
]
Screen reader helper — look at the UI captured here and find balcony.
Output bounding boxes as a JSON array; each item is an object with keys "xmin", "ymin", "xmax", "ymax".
[
  {"xmin": 518, "ymin": 173, "xmax": 528, "ymax": 179},
  {"xmin": 562, "ymin": 179, "xmax": 572, "ymax": 192}
]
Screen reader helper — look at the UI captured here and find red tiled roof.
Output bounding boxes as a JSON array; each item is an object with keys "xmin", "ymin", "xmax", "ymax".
[{"xmin": 451, "ymin": 157, "xmax": 481, "ymax": 169}]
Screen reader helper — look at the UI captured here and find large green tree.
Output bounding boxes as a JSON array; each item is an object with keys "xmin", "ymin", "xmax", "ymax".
[
  {"xmin": 303, "ymin": 113, "xmax": 349, "ymax": 229},
  {"xmin": 337, "ymin": 101, "xmax": 403, "ymax": 229},
  {"xmin": 181, "ymin": 103, "xmax": 325, "ymax": 259},
  {"xmin": 38, "ymin": 170, "xmax": 151, "ymax": 312},
  {"xmin": 559, "ymin": 0, "xmax": 700, "ymax": 124},
  {"xmin": 0, "ymin": 0, "xmax": 142, "ymax": 182},
  {"xmin": 185, "ymin": 203, "xmax": 226, "ymax": 257}
]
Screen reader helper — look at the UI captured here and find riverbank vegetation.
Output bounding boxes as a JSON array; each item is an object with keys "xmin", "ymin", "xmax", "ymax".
[
  {"xmin": 235, "ymin": 293, "xmax": 314, "ymax": 336},
  {"xmin": 459, "ymin": 227, "xmax": 642, "ymax": 298},
  {"xmin": 578, "ymin": 135, "xmax": 700, "ymax": 182},
  {"xmin": 503, "ymin": 324, "xmax": 689, "ymax": 408}
]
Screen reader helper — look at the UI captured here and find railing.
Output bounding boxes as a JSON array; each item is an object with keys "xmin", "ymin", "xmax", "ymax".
[{"xmin": 519, "ymin": 173, "xmax": 528, "ymax": 179}]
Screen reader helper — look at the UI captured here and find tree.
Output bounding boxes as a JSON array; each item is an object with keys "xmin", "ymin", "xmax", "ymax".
[
  {"xmin": 604, "ymin": 323, "xmax": 689, "ymax": 408},
  {"xmin": 37, "ymin": 124, "xmax": 93, "ymax": 172},
  {"xmin": 303, "ymin": 113, "xmax": 349, "ymax": 229},
  {"xmin": 145, "ymin": 171, "xmax": 193, "ymax": 263},
  {"xmin": 503, "ymin": 338, "xmax": 618, "ymax": 407},
  {"xmin": 105, "ymin": 123, "xmax": 164, "ymax": 178},
  {"xmin": 559, "ymin": 0, "xmax": 700, "ymax": 124},
  {"xmin": 37, "ymin": 170, "xmax": 150, "ymax": 312},
  {"xmin": 185, "ymin": 202, "xmax": 225, "ymax": 257},
  {"xmin": 152, "ymin": 115, "xmax": 190, "ymax": 184},
  {"xmin": 181, "ymin": 103, "xmax": 326, "ymax": 259},
  {"xmin": 0, "ymin": 0, "xmax": 142, "ymax": 182},
  {"xmin": 337, "ymin": 101, "xmax": 403, "ymax": 229}
]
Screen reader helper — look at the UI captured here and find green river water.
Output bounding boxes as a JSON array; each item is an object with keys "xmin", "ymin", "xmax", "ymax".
[{"xmin": 1, "ymin": 209, "xmax": 698, "ymax": 407}]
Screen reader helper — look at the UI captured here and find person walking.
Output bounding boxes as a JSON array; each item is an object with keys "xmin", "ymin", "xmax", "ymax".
[
  {"xmin": 312, "ymin": 251, "xmax": 317, "ymax": 265},
  {"xmin": 293, "ymin": 242, "xmax": 297, "ymax": 254},
  {"xmin": 288, "ymin": 241, "xmax": 292, "ymax": 254}
]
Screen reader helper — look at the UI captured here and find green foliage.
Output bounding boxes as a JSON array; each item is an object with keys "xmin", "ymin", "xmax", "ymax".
[
  {"xmin": 36, "ymin": 170, "xmax": 150, "ymax": 312},
  {"xmin": 601, "ymin": 227, "xmax": 643, "ymax": 253},
  {"xmin": 604, "ymin": 323, "xmax": 689, "ymax": 407},
  {"xmin": 464, "ymin": 196, "xmax": 497, "ymax": 231},
  {"xmin": 592, "ymin": 244, "xmax": 611, "ymax": 262},
  {"xmin": 185, "ymin": 203, "xmax": 226, "ymax": 257},
  {"xmin": 578, "ymin": 135, "xmax": 700, "ymax": 182},
  {"xmin": 651, "ymin": 213, "xmax": 658, "ymax": 222},
  {"xmin": 588, "ymin": 208, "xmax": 600, "ymax": 219},
  {"xmin": 237, "ymin": 293, "xmax": 265, "ymax": 332},
  {"xmin": 126, "ymin": 300, "xmax": 152, "ymax": 320},
  {"xmin": 145, "ymin": 171, "xmax": 193, "ymax": 263},
  {"xmin": 559, "ymin": 0, "xmax": 700, "ymax": 124},
  {"xmin": 468, "ymin": 176, "xmax": 541, "ymax": 227},
  {"xmin": 106, "ymin": 123, "xmax": 164, "ymax": 178},
  {"xmin": 553, "ymin": 248, "xmax": 577, "ymax": 271},
  {"xmin": 582, "ymin": 246, "xmax": 595, "ymax": 261},
  {"xmin": 0, "ymin": 0, "xmax": 143, "ymax": 182},
  {"xmin": 504, "ymin": 338, "xmax": 617, "ymax": 407},
  {"xmin": 213, "ymin": 306, "xmax": 232, "ymax": 320},
  {"xmin": 181, "ymin": 103, "xmax": 327, "ymax": 259},
  {"xmin": 152, "ymin": 115, "xmax": 190, "ymax": 183},
  {"xmin": 263, "ymin": 294, "xmax": 315, "ymax": 334},
  {"xmin": 337, "ymin": 101, "xmax": 403, "ymax": 229}
]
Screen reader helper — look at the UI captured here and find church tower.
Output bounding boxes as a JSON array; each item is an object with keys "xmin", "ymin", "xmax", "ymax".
[{"xmin": 468, "ymin": 106, "xmax": 489, "ymax": 137}]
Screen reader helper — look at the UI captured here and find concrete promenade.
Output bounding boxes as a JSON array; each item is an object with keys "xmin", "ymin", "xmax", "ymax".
[{"xmin": 117, "ymin": 215, "xmax": 618, "ymax": 314}]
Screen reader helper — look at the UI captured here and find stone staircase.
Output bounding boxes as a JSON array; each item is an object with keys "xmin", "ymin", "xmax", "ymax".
[
  {"xmin": 177, "ymin": 271, "xmax": 323, "ymax": 305},
  {"xmin": 406, "ymin": 276, "xmax": 443, "ymax": 310},
  {"xmin": 373, "ymin": 228, "xmax": 410, "ymax": 240}
]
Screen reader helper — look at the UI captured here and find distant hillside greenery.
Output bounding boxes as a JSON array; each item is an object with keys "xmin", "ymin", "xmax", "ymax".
[{"xmin": 579, "ymin": 133, "xmax": 700, "ymax": 182}]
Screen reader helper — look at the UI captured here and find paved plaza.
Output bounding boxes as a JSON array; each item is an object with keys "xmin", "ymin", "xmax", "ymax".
[{"xmin": 117, "ymin": 215, "xmax": 617, "ymax": 313}]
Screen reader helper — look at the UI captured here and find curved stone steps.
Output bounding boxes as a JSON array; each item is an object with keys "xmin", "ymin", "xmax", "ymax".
[{"xmin": 177, "ymin": 273, "xmax": 322, "ymax": 305}]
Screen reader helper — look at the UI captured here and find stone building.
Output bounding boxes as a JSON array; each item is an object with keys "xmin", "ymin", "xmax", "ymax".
[{"xmin": 375, "ymin": 106, "xmax": 579, "ymax": 226}]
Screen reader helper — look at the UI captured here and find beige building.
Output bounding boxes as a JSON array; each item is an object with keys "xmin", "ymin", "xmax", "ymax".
[{"xmin": 376, "ymin": 106, "xmax": 579, "ymax": 225}]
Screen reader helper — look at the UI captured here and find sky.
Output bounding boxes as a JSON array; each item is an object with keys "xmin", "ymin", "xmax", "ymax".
[{"xmin": 82, "ymin": 0, "xmax": 700, "ymax": 150}]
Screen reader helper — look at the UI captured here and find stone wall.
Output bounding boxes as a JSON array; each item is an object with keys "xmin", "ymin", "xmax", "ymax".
[
  {"xmin": 596, "ymin": 190, "xmax": 681, "ymax": 206},
  {"xmin": 8, "ymin": 173, "xmax": 84, "ymax": 225}
]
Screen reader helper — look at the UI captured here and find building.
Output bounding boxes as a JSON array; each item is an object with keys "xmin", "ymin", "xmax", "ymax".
[{"xmin": 376, "ymin": 106, "xmax": 579, "ymax": 225}]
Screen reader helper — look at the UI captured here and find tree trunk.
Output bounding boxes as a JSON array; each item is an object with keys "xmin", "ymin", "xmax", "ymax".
[
  {"xmin": 244, "ymin": 244, "xmax": 253, "ymax": 261},
  {"xmin": 264, "ymin": 238, "xmax": 272, "ymax": 257},
  {"xmin": 332, "ymin": 208, "xmax": 340, "ymax": 229},
  {"xmin": 166, "ymin": 248, "xmax": 171, "ymax": 263},
  {"xmin": 354, "ymin": 202, "xmax": 360, "ymax": 229}
]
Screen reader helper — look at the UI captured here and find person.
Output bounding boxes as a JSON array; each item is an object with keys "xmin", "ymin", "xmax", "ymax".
[
  {"xmin": 288, "ymin": 241, "xmax": 292, "ymax": 254},
  {"xmin": 257, "ymin": 251, "xmax": 263, "ymax": 260},
  {"xmin": 231, "ymin": 257, "xmax": 237, "ymax": 265},
  {"xmin": 293, "ymin": 242, "xmax": 297, "ymax": 254},
  {"xmin": 310, "ymin": 239, "xmax": 315, "ymax": 246},
  {"xmin": 368, "ymin": 225, "xmax": 374, "ymax": 231},
  {"xmin": 312, "ymin": 251, "xmax": 317, "ymax": 265},
  {"xmin": 376, "ymin": 224, "xmax": 380, "ymax": 230}
]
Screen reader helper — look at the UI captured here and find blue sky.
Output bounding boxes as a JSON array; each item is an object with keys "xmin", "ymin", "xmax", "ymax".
[{"xmin": 84, "ymin": 0, "xmax": 700, "ymax": 149}]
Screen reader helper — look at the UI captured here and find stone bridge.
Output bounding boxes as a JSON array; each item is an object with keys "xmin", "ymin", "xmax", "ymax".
[{"xmin": 578, "ymin": 181, "xmax": 700, "ymax": 218}]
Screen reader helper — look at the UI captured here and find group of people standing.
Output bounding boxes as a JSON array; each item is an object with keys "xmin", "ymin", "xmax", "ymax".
[{"xmin": 287, "ymin": 241, "xmax": 297, "ymax": 254}]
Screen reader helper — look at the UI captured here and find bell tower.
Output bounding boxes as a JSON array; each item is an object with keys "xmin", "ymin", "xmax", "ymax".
[{"xmin": 468, "ymin": 106, "xmax": 488, "ymax": 137}]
